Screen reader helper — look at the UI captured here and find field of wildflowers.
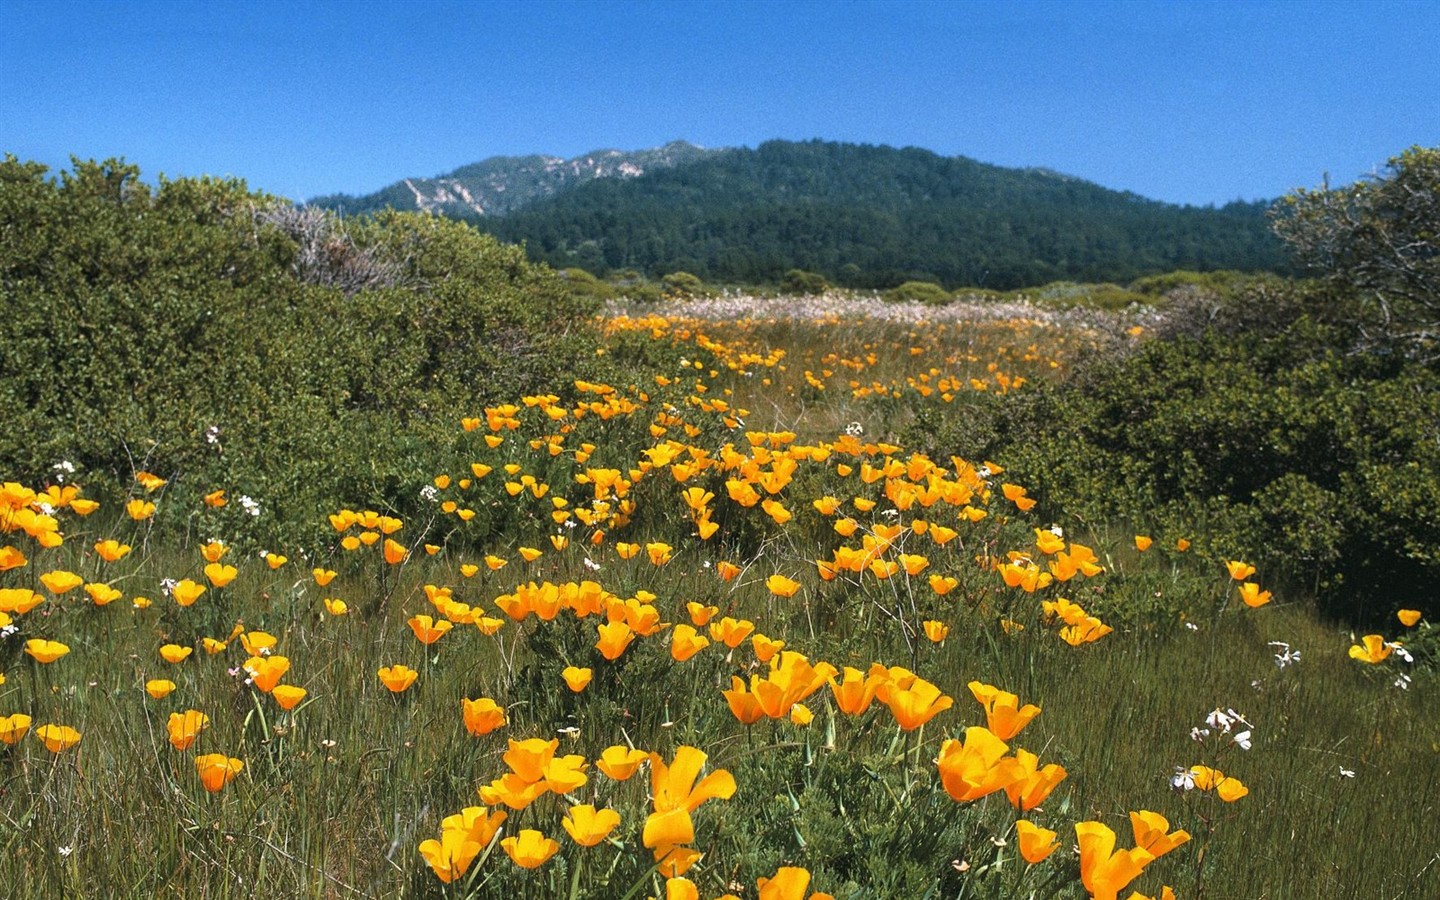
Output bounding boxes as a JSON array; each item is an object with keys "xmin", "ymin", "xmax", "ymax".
[{"xmin": 2, "ymin": 296, "xmax": 1436, "ymax": 899}]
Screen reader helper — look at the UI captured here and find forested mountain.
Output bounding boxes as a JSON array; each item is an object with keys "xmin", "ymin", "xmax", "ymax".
[
  {"xmin": 311, "ymin": 140, "xmax": 715, "ymax": 218},
  {"xmin": 314, "ymin": 139, "xmax": 1286, "ymax": 289}
]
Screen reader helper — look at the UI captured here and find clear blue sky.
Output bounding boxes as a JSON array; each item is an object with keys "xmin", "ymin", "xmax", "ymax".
[{"xmin": 4, "ymin": 0, "xmax": 1437, "ymax": 207}]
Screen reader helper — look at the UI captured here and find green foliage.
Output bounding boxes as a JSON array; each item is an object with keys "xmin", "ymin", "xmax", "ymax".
[
  {"xmin": 0, "ymin": 157, "xmax": 600, "ymax": 547},
  {"xmin": 1271, "ymin": 145, "xmax": 1440, "ymax": 361},
  {"xmin": 779, "ymin": 269, "xmax": 830, "ymax": 296},
  {"xmin": 1024, "ymin": 280, "xmax": 1149, "ymax": 310},
  {"xmin": 881, "ymin": 280, "xmax": 951, "ymax": 305},
  {"xmin": 556, "ymin": 266, "xmax": 616, "ymax": 300},
  {"xmin": 925, "ymin": 314, "xmax": 1440, "ymax": 623},
  {"xmin": 661, "ymin": 271, "xmax": 709, "ymax": 299}
]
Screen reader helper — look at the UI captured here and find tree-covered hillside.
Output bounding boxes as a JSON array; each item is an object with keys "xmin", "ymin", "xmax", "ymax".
[{"xmin": 475, "ymin": 140, "xmax": 1285, "ymax": 289}]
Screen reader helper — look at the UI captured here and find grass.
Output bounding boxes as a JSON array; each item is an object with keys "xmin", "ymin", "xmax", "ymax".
[{"xmin": 1, "ymin": 299, "xmax": 1435, "ymax": 898}]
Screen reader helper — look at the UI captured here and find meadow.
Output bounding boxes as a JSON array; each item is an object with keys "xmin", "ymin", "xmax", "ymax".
[{"xmin": 1, "ymin": 295, "xmax": 1437, "ymax": 900}]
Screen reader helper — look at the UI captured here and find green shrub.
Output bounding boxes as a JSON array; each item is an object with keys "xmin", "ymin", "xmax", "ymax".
[
  {"xmin": 779, "ymin": 268, "xmax": 830, "ymax": 296},
  {"xmin": 907, "ymin": 313, "xmax": 1440, "ymax": 624},
  {"xmin": 881, "ymin": 280, "xmax": 951, "ymax": 305},
  {"xmin": 661, "ymin": 270, "xmax": 710, "ymax": 299},
  {"xmin": 0, "ymin": 157, "xmax": 600, "ymax": 547}
]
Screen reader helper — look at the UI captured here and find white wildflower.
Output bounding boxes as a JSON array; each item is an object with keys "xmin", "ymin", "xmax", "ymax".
[{"xmin": 238, "ymin": 495, "xmax": 261, "ymax": 517}]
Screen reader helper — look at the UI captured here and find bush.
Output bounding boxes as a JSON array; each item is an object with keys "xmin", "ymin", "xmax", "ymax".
[
  {"xmin": 881, "ymin": 280, "xmax": 950, "ymax": 305},
  {"xmin": 907, "ymin": 313, "xmax": 1440, "ymax": 624},
  {"xmin": 0, "ymin": 157, "xmax": 601, "ymax": 546},
  {"xmin": 661, "ymin": 270, "xmax": 710, "ymax": 299},
  {"xmin": 779, "ymin": 268, "xmax": 830, "ymax": 296}
]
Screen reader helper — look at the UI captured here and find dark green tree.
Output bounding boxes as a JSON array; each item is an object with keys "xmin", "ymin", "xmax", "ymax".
[{"xmin": 1271, "ymin": 146, "xmax": 1440, "ymax": 360}]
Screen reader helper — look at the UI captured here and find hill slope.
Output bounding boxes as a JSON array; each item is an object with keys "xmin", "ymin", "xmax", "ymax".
[
  {"xmin": 314, "ymin": 139, "xmax": 1286, "ymax": 289},
  {"xmin": 310, "ymin": 140, "xmax": 715, "ymax": 218}
]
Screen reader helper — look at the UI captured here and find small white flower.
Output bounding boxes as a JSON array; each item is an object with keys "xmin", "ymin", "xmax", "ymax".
[
  {"xmin": 1206, "ymin": 708, "xmax": 1236, "ymax": 732},
  {"xmin": 1171, "ymin": 767, "xmax": 1196, "ymax": 790},
  {"xmin": 582, "ymin": 558, "xmax": 601, "ymax": 572},
  {"xmin": 1190, "ymin": 726, "xmax": 1210, "ymax": 742},
  {"xmin": 419, "ymin": 485, "xmax": 439, "ymax": 503},
  {"xmin": 1232, "ymin": 729, "xmax": 1253, "ymax": 750},
  {"xmin": 1339, "ymin": 766, "xmax": 1356, "ymax": 778},
  {"xmin": 1048, "ymin": 524, "xmax": 1064, "ymax": 537},
  {"xmin": 205, "ymin": 425, "xmax": 221, "ymax": 445},
  {"xmin": 37, "ymin": 502, "xmax": 56, "ymax": 516},
  {"xmin": 238, "ymin": 495, "xmax": 261, "ymax": 517},
  {"xmin": 1185, "ymin": 622, "xmax": 1200, "ymax": 632},
  {"xmin": 1394, "ymin": 674, "xmax": 1413, "ymax": 691},
  {"xmin": 159, "ymin": 578, "xmax": 178, "ymax": 597},
  {"xmin": 1270, "ymin": 640, "xmax": 1301, "ymax": 668},
  {"xmin": 1391, "ymin": 644, "xmax": 1414, "ymax": 663},
  {"xmin": 57, "ymin": 846, "xmax": 74, "ymax": 857}
]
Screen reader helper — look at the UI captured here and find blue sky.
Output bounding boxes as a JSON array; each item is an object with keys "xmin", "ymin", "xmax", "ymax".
[{"xmin": 4, "ymin": 0, "xmax": 1437, "ymax": 206}]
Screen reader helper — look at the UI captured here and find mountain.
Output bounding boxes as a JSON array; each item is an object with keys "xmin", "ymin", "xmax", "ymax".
[
  {"xmin": 313, "ymin": 139, "xmax": 1287, "ymax": 289},
  {"xmin": 309, "ymin": 140, "xmax": 716, "ymax": 218}
]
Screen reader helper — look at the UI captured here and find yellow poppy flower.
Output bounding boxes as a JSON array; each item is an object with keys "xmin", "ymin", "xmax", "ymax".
[
  {"xmin": 562, "ymin": 666, "xmax": 593, "ymax": 692},
  {"xmin": 94, "ymin": 539, "xmax": 131, "ymax": 562},
  {"xmin": 204, "ymin": 563, "xmax": 238, "ymax": 588},
  {"xmin": 765, "ymin": 574, "xmax": 801, "ymax": 598},
  {"xmin": 0, "ymin": 713, "xmax": 33, "ymax": 745},
  {"xmin": 596, "ymin": 745, "xmax": 648, "ymax": 781},
  {"xmin": 172, "ymin": 579, "xmax": 206, "ymax": 607},
  {"xmin": 166, "ymin": 709, "xmax": 210, "ymax": 751},
  {"xmin": 378, "ymin": 664, "xmax": 418, "ymax": 693},
  {"xmin": 36, "ymin": 723, "xmax": 82, "ymax": 753},
  {"xmin": 134, "ymin": 471, "xmax": 167, "ymax": 492},
  {"xmin": 1348, "ymin": 634, "xmax": 1394, "ymax": 664},
  {"xmin": 145, "ymin": 679, "xmax": 177, "ymax": 699},
  {"xmin": 1016, "ymin": 819, "xmax": 1059, "ymax": 863},
  {"xmin": 462, "ymin": 697, "xmax": 507, "ymax": 735},
  {"xmin": 243, "ymin": 655, "xmax": 290, "ymax": 693},
  {"xmin": 500, "ymin": 829, "xmax": 560, "ymax": 869},
  {"xmin": 407, "ymin": 614, "xmax": 452, "ymax": 645},
  {"xmin": 25, "ymin": 639, "xmax": 70, "ymax": 663},
  {"xmin": 40, "ymin": 570, "xmax": 84, "ymax": 595},
  {"xmin": 562, "ymin": 804, "xmax": 621, "ymax": 847},
  {"xmin": 272, "ymin": 684, "xmax": 307, "ymax": 711},
  {"xmin": 80, "ymin": 582, "xmax": 120, "ymax": 605}
]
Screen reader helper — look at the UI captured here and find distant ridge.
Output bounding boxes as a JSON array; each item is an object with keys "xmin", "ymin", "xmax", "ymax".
[
  {"xmin": 309, "ymin": 140, "xmax": 716, "ymax": 218},
  {"xmin": 311, "ymin": 139, "xmax": 1285, "ymax": 289}
]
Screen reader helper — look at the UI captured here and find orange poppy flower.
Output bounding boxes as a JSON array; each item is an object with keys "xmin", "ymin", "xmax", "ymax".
[{"xmin": 195, "ymin": 753, "xmax": 244, "ymax": 792}]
